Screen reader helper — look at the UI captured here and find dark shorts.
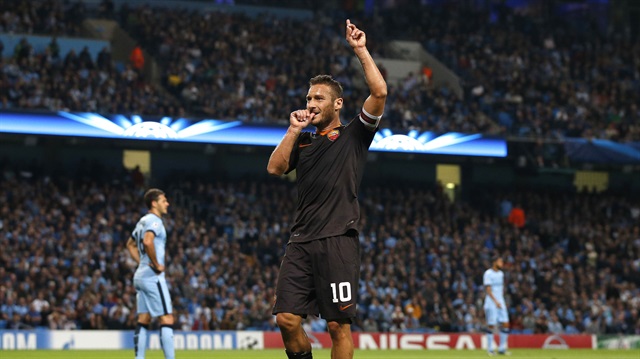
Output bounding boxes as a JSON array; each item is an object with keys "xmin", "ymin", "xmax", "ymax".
[{"xmin": 273, "ymin": 234, "xmax": 360, "ymax": 321}]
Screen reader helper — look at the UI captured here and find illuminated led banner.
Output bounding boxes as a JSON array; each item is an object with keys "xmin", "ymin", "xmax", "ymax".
[{"xmin": 0, "ymin": 111, "xmax": 507, "ymax": 157}]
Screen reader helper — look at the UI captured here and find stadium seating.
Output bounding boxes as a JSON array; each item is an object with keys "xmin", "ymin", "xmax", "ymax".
[
  {"xmin": 0, "ymin": 38, "xmax": 179, "ymax": 114},
  {"xmin": 377, "ymin": 4, "xmax": 640, "ymax": 141},
  {"xmin": 1, "ymin": 163, "xmax": 637, "ymax": 334},
  {"xmin": 1, "ymin": 0, "xmax": 638, "ymax": 336},
  {"xmin": 3, "ymin": 1, "xmax": 638, "ymax": 140}
]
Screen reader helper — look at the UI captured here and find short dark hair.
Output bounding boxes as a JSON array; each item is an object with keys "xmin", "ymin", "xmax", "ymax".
[
  {"xmin": 491, "ymin": 253, "xmax": 502, "ymax": 263},
  {"xmin": 309, "ymin": 75, "xmax": 343, "ymax": 100},
  {"xmin": 144, "ymin": 188, "xmax": 165, "ymax": 209}
]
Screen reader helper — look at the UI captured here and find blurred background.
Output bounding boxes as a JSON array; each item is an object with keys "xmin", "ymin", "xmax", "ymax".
[{"xmin": 0, "ymin": 0, "xmax": 638, "ymax": 344}]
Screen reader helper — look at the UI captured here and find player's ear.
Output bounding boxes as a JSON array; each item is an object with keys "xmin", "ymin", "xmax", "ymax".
[{"xmin": 334, "ymin": 97, "xmax": 343, "ymax": 111}]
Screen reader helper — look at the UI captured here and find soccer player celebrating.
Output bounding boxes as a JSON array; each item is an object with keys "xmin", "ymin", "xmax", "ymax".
[
  {"xmin": 483, "ymin": 254, "xmax": 511, "ymax": 356},
  {"xmin": 267, "ymin": 19, "xmax": 387, "ymax": 359},
  {"xmin": 126, "ymin": 189, "xmax": 175, "ymax": 359}
]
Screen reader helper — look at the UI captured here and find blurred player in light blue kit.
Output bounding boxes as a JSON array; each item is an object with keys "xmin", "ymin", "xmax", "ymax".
[
  {"xmin": 483, "ymin": 254, "xmax": 510, "ymax": 356},
  {"xmin": 126, "ymin": 188, "xmax": 175, "ymax": 359}
]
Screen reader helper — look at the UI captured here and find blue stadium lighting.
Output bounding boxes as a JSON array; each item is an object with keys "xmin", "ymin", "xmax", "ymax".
[
  {"xmin": 0, "ymin": 111, "xmax": 508, "ymax": 157},
  {"xmin": 416, "ymin": 131, "xmax": 436, "ymax": 143},
  {"xmin": 123, "ymin": 121, "xmax": 179, "ymax": 139},
  {"xmin": 169, "ymin": 118, "xmax": 190, "ymax": 132},
  {"xmin": 113, "ymin": 115, "xmax": 133, "ymax": 129},
  {"xmin": 58, "ymin": 112, "xmax": 125, "ymax": 135},
  {"xmin": 159, "ymin": 117, "xmax": 172, "ymax": 126},
  {"xmin": 371, "ymin": 130, "xmax": 494, "ymax": 156},
  {"xmin": 422, "ymin": 133, "xmax": 482, "ymax": 150},
  {"xmin": 176, "ymin": 120, "xmax": 242, "ymax": 139}
]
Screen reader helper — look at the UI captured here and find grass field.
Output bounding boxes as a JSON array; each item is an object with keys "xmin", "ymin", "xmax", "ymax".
[{"xmin": 1, "ymin": 349, "xmax": 638, "ymax": 359}]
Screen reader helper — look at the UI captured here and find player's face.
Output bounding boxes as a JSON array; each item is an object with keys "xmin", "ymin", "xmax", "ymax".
[
  {"xmin": 494, "ymin": 258, "xmax": 503, "ymax": 270},
  {"xmin": 153, "ymin": 195, "xmax": 170, "ymax": 215},
  {"xmin": 306, "ymin": 84, "xmax": 342, "ymax": 127}
]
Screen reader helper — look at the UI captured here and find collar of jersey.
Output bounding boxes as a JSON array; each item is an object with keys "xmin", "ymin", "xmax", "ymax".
[{"xmin": 315, "ymin": 125, "xmax": 344, "ymax": 136}]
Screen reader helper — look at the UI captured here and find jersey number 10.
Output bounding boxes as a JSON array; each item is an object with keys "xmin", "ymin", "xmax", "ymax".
[{"xmin": 330, "ymin": 282, "xmax": 352, "ymax": 303}]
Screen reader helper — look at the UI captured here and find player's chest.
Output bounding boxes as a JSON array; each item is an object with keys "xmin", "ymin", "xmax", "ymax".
[{"xmin": 298, "ymin": 129, "xmax": 349, "ymax": 162}]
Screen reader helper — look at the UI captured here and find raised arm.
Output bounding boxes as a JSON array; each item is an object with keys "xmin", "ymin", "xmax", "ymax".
[
  {"xmin": 267, "ymin": 110, "xmax": 314, "ymax": 176},
  {"xmin": 346, "ymin": 19, "xmax": 387, "ymax": 119}
]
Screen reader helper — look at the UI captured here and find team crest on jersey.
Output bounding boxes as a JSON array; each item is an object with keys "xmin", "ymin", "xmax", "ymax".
[{"xmin": 327, "ymin": 129, "xmax": 340, "ymax": 142}]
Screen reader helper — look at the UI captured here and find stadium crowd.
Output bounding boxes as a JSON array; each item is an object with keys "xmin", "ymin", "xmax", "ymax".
[
  {"xmin": 379, "ymin": 4, "xmax": 640, "ymax": 141},
  {"xmin": 0, "ymin": 1, "xmax": 184, "ymax": 115},
  {"xmin": 0, "ymin": 0, "xmax": 87, "ymax": 36},
  {"xmin": 120, "ymin": 5, "xmax": 499, "ymax": 135},
  {"xmin": 4, "ymin": 1, "xmax": 639, "ymax": 140},
  {"xmin": 0, "ymin": 38, "xmax": 184, "ymax": 116},
  {"xmin": 1, "ymin": 162, "xmax": 638, "ymax": 334}
]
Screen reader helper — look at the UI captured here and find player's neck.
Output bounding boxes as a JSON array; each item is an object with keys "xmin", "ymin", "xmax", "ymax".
[
  {"xmin": 149, "ymin": 209, "xmax": 163, "ymax": 218},
  {"xmin": 315, "ymin": 117, "xmax": 341, "ymax": 134}
]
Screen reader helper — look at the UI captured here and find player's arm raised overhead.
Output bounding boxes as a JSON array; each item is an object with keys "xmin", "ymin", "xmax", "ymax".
[
  {"xmin": 267, "ymin": 109, "xmax": 315, "ymax": 176},
  {"xmin": 126, "ymin": 237, "xmax": 140, "ymax": 265},
  {"xmin": 346, "ymin": 19, "xmax": 387, "ymax": 124}
]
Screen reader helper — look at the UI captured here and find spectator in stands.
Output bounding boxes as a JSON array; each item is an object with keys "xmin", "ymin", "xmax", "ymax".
[
  {"xmin": 547, "ymin": 313, "xmax": 564, "ymax": 334},
  {"xmin": 129, "ymin": 44, "xmax": 144, "ymax": 73},
  {"xmin": 508, "ymin": 203, "xmax": 525, "ymax": 228}
]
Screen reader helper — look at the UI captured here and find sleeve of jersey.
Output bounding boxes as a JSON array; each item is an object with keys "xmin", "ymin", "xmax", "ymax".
[
  {"xmin": 144, "ymin": 219, "xmax": 160, "ymax": 236},
  {"xmin": 359, "ymin": 107, "xmax": 382, "ymax": 131},
  {"xmin": 284, "ymin": 133, "xmax": 303, "ymax": 174},
  {"xmin": 483, "ymin": 271, "xmax": 490, "ymax": 286}
]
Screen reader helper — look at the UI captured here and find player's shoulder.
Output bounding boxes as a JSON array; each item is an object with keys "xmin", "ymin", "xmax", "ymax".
[
  {"xmin": 143, "ymin": 213, "xmax": 164, "ymax": 227},
  {"xmin": 141, "ymin": 213, "xmax": 156, "ymax": 222},
  {"xmin": 299, "ymin": 131, "xmax": 313, "ymax": 144},
  {"xmin": 345, "ymin": 111, "xmax": 367, "ymax": 128},
  {"xmin": 136, "ymin": 214, "xmax": 149, "ymax": 226},
  {"xmin": 343, "ymin": 114, "xmax": 372, "ymax": 135}
]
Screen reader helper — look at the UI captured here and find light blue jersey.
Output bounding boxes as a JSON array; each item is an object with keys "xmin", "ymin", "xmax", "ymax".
[
  {"xmin": 132, "ymin": 213, "xmax": 172, "ymax": 318},
  {"xmin": 132, "ymin": 213, "xmax": 167, "ymax": 280},
  {"xmin": 483, "ymin": 268, "xmax": 508, "ymax": 325}
]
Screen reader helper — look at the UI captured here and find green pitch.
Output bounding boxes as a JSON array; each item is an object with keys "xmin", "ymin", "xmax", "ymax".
[{"xmin": 1, "ymin": 349, "xmax": 638, "ymax": 359}]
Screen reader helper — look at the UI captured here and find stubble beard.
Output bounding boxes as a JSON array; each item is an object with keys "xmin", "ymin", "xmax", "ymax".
[{"xmin": 313, "ymin": 110, "xmax": 338, "ymax": 130}]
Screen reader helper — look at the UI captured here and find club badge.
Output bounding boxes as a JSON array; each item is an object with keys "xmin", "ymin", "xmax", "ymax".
[{"xmin": 327, "ymin": 129, "xmax": 340, "ymax": 142}]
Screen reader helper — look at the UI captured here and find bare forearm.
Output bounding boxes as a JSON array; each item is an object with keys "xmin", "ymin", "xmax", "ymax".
[
  {"xmin": 267, "ymin": 127, "xmax": 300, "ymax": 176},
  {"xmin": 127, "ymin": 245, "xmax": 140, "ymax": 264},
  {"xmin": 126, "ymin": 238, "xmax": 140, "ymax": 264},
  {"xmin": 486, "ymin": 287, "xmax": 500, "ymax": 305},
  {"xmin": 143, "ymin": 241, "xmax": 160, "ymax": 268},
  {"xmin": 354, "ymin": 47, "xmax": 387, "ymax": 98}
]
